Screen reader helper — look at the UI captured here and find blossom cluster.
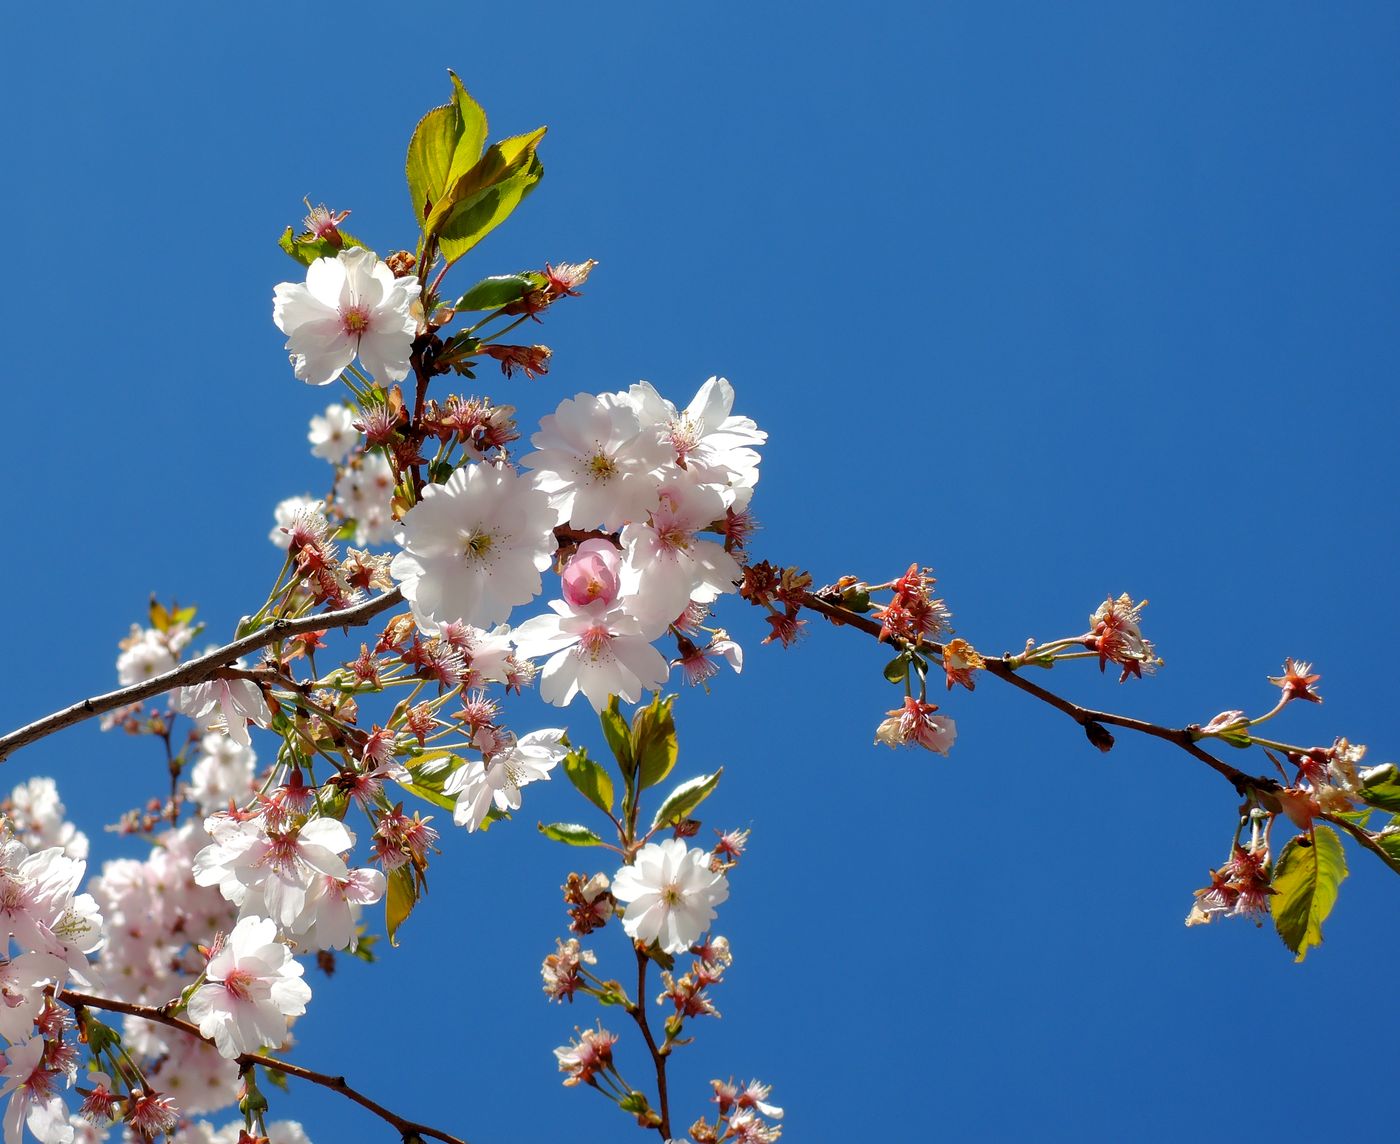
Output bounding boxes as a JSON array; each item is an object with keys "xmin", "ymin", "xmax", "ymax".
[{"xmin": 390, "ymin": 374, "xmax": 765, "ymax": 712}]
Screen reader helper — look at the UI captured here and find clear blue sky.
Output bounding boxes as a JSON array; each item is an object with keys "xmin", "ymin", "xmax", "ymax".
[{"xmin": 4, "ymin": 4, "xmax": 1399, "ymax": 1142}]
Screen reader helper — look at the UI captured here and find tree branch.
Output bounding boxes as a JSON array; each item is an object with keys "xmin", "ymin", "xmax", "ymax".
[
  {"xmin": 58, "ymin": 987, "xmax": 466, "ymax": 1144},
  {"xmin": 796, "ymin": 588, "xmax": 1279, "ymax": 797},
  {"xmin": 0, "ymin": 590, "xmax": 404, "ymax": 763}
]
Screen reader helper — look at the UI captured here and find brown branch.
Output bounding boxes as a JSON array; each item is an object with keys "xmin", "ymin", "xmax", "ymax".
[
  {"xmin": 0, "ymin": 589, "xmax": 404, "ymax": 763},
  {"xmin": 58, "ymin": 987, "xmax": 465, "ymax": 1144},
  {"xmin": 628, "ymin": 947, "xmax": 670, "ymax": 1140},
  {"xmin": 797, "ymin": 589, "xmax": 1278, "ymax": 797}
]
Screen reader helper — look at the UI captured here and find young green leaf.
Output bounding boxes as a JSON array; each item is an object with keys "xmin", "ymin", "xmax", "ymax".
[
  {"xmin": 1270, "ymin": 824, "xmax": 1347, "ymax": 962},
  {"xmin": 405, "ymin": 70, "xmax": 488, "ymax": 229},
  {"xmin": 277, "ymin": 225, "xmax": 366, "ymax": 267},
  {"xmin": 538, "ymin": 822, "xmax": 604, "ymax": 847},
  {"xmin": 400, "ymin": 755, "xmax": 465, "ymax": 814},
  {"xmin": 651, "ymin": 769, "xmax": 723, "ymax": 832},
  {"xmin": 633, "ymin": 693, "xmax": 679, "ymax": 791},
  {"xmin": 433, "ymin": 136, "xmax": 545, "ymax": 267},
  {"xmin": 385, "ymin": 863, "xmax": 418, "ymax": 947},
  {"xmin": 883, "ymin": 652, "xmax": 909, "ymax": 685},
  {"xmin": 563, "ymin": 748, "xmax": 615, "ymax": 816},
  {"xmin": 1359, "ymin": 764, "xmax": 1400, "ymax": 812},
  {"xmin": 455, "ymin": 272, "xmax": 546, "ymax": 312},
  {"xmin": 600, "ymin": 696, "xmax": 635, "ymax": 776}
]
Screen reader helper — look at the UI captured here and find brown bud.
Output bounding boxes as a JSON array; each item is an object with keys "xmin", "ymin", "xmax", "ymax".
[
  {"xmin": 1084, "ymin": 720, "xmax": 1115, "ymax": 753},
  {"xmin": 385, "ymin": 250, "xmax": 416, "ymax": 277}
]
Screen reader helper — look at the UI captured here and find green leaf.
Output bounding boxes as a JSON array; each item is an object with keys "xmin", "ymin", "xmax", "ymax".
[
  {"xmin": 1375, "ymin": 829, "xmax": 1400, "ymax": 865},
  {"xmin": 600, "ymin": 696, "xmax": 635, "ymax": 776},
  {"xmin": 262, "ymin": 1065, "xmax": 289, "ymax": 1092},
  {"xmin": 1359, "ymin": 764, "xmax": 1400, "ymax": 812},
  {"xmin": 1270, "ymin": 824, "xmax": 1348, "ymax": 962},
  {"xmin": 537, "ymin": 821, "xmax": 604, "ymax": 847},
  {"xmin": 883, "ymin": 653, "xmax": 909, "ymax": 685},
  {"xmin": 633, "ymin": 693, "xmax": 679, "ymax": 792},
  {"xmin": 400, "ymin": 755, "xmax": 465, "ymax": 813},
  {"xmin": 563, "ymin": 747, "xmax": 614, "ymax": 815},
  {"xmin": 651, "ymin": 769, "xmax": 723, "ymax": 831},
  {"xmin": 385, "ymin": 863, "xmax": 417, "ymax": 947},
  {"xmin": 426, "ymin": 127, "xmax": 547, "ymax": 266},
  {"xmin": 406, "ymin": 70, "xmax": 488, "ymax": 229},
  {"xmin": 455, "ymin": 272, "xmax": 546, "ymax": 311},
  {"xmin": 423, "ymin": 126, "xmax": 544, "ymax": 236},
  {"xmin": 277, "ymin": 225, "xmax": 366, "ymax": 267}
]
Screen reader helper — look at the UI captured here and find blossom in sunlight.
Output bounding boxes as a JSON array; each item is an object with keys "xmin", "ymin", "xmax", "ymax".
[
  {"xmin": 1088, "ymin": 593, "xmax": 1157, "ymax": 682},
  {"xmin": 307, "ymin": 403, "xmax": 359, "ymax": 462},
  {"xmin": 619, "ymin": 479, "xmax": 742, "ymax": 626},
  {"xmin": 390, "ymin": 463, "xmax": 558, "ymax": 631},
  {"xmin": 175, "ymin": 679, "xmax": 273, "ymax": 749},
  {"xmin": 444, "ymin": 729, "xmax": 568, "ymax": 832},
  {"xmin": 0, "ymin": 837, "xmax": 104, "ymax": 978},
  {"xmin": 624, "ymin": 376, "xmax": 766, "ymax": 509},
  {"xmin": 0, "ymin": 1036, "xmax": 68, "ymax": 1144},
  {"xmin": 522, "ymin": 391, "xmax": 671, "ymax": 530},
  {"xmin": 268, "ymin": 495, "xmax": 322, "ymax": 549},
  {"xmin": 612, "ymin": 839, "xmax": 729, "ymax": 954},
  {"xmin": 511, "ymin": 601, "xmax": 670, "ymax": 712},
  {"xmin": 192, "ymin": 815, "xmax": 353, "ymax": 933},
  {"xmin": 873, "ymin": 697, "xmax": 957, "ymax": 756},
  {"xmin": 186, "ymin": 917, "xmax": 312, "ymax": 1059},
  {"xmin": 554, "ymin": 1024, "xmax": 617, "ymax": 1087},
  {"xmin": 541, "ymin": 937, "xmax": 596, "ymax": 1003},
  {"xmin": 273, "ymin": 247, "xmax": 421, "ymax": 386}
]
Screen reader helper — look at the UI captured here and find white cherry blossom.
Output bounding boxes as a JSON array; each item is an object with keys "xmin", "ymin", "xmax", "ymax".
[
  {"xmin": 273, "ymin": 247, "xmax": 420, "ymax": 386},
  {"xmin": 444, "ymin": 729, "xmax": 568, "ymax": 832},
  {"xmin": 390, "ymin": 463, "xmax": 558, "ymax": 630},
  {"xmin": 512, "ymin": 601, "xmax": 670, "ymax": 712},
  {"xmin": 612, "ymin": 839, "xmax": 729, "ymax": 954},
  {"xmin": 308, "ymin": 402, "xmax": 359, "ymax": 462},
  {"xmin": 186, "ymin": 916, "xmax": 311, "ymax": 1059},
  {"xmin": 522, "ymin": 391, "xmax": 670, "ymax": 530}
]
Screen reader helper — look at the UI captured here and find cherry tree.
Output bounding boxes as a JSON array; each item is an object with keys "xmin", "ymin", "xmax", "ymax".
[{"xmin": 1, "ymin": 69, "xmax": 1395, "ymax": 1144}]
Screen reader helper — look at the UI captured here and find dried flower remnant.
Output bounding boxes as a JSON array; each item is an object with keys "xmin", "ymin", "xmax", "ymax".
[
  {"xmin": 1268, "ymin": 658, "xmax": 1322, "ymax": 705},
  {"xmin": 1087, "ymin": 593, "xmax": 1159, "ymax": 682}
]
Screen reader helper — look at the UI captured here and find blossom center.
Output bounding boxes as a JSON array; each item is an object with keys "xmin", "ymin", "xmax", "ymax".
[
  {"xmin": 223, "ymin": 967, "xmax": 255, "ymax": 1001},
  {"xmin": 340, "ymin": 304, "xmax": 372, "ymax": 337},
  {"xmin": 667, "ymin": 415, "xmax": 702, "ymax": 461},
  {"xmin": 661, "ymin": 881, "xmax": 684, "ymax": 906},
  {"xmin": 459, "ymin": 528, "xmax": 496, "ymax": 561},
  {"xmin": 577, "ymin": 626, "xmax": 613, "ymax": 661},
  {"xmin": 587, "ymin": 451, "xmax": 618, "ymax": 481}
]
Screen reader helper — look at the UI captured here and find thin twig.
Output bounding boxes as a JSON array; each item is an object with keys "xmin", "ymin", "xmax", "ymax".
[
  {"xmin": 628, "ymin": 947, "xmax": 670, "ymax": 1140},
  {"xmin": 0, "ymin": 590, "xmax": 404, "ymax": 762},
  {"xmin": 797, "ymin": 589, "xmax": 1277, "ymax": 796},
  {"xmin": 57, "ymin": 988, "xmax": 466, "ymax": 1144}
]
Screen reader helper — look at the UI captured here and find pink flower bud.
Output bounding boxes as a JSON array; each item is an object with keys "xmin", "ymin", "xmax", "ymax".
[{"xmin": 561, "ymin": 539, "xmax": 622, "ymax": 608}]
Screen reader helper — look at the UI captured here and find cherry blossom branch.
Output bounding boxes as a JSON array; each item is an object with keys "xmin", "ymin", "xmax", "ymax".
[
  {"xmin": 628, "ymin": 946, "xmax": 671, "ymax": 1139},
  {"xmin": 795, "ymin": 588, "xmax": 1279, "ymax": 797},
  {"xmin": 0, "ymin": 590, "xmax": 404, "ymax": 763},
  {"xmin": 57, "ymin": 988, "xmax": 467, "ymax": 1144}
]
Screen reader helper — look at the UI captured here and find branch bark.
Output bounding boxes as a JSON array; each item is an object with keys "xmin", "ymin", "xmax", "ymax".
[
  {"xmin": 58, "ymin": 987, "xmax": 466, "ymax": 1144},
  {"xmin": 0, "ymin": 589, "xmax": 404, "ymax": 763},
  {"xmin": 797, "ymin": 588, "xmax": 1279, "ymax": 797}
]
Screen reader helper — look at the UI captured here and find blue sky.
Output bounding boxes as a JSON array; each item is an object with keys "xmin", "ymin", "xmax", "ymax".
[{"xmin": 4, "ymin": 3, "xmax": 1399, "ymax": 1142}]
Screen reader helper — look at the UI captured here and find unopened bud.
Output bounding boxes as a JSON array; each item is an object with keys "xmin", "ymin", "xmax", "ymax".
[
  {"xmin": 1084, "ymin": 720, "xmax": 1115, "ymax": 753},
  {"xmin": 385, "ymin": 250, "xmax": 417, "ymax": 277}
]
